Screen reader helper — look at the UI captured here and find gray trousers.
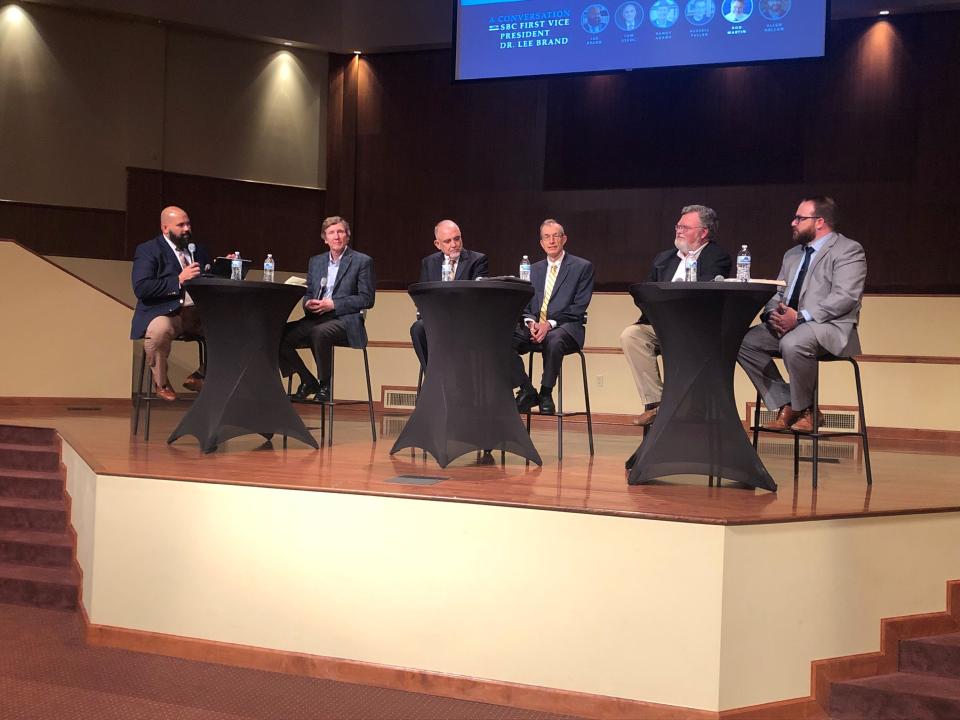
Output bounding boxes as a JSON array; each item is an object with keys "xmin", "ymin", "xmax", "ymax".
[{"xmin": 737, "ymin": 322, "xmax": 825, "ymax": 412}]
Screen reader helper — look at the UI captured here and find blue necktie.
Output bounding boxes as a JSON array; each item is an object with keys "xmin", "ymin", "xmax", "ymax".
[{"xmin": 787, "ymin": 246, "xmax": 814, "ymax": 311}]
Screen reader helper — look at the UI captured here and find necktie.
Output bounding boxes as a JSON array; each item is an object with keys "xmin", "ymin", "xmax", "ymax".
[
  {"xmin": 539, "ymin": 264, "xmax": 558, "ymax": 323},
  {"xmin": 787, "ymin": 246, "xmax": 814, "ymax": 311},
  {"xmin": 176, "ymin": 250, "xmax": 194, "ymax": 307}
]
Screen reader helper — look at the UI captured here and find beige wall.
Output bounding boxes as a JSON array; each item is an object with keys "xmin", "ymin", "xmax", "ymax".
[{"xmin": 0, "ymin": 4, "xmax": 327, "ymax": 210}]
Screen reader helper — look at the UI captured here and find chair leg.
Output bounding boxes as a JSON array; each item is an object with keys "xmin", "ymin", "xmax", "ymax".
[
  {"xmin": 752, "ymin": 391, "xmax": 761, "ymax": 449},
  {"xmin": 851, "ymin": 359, "xmax": 873, "ymax": 485},
  {"xmin": 283, "ymin": 375, "xmax": 292, "ymax": 449},
  {"xmin": 793, "ymin": 432, "xmax": 799, "ymax": 480},
  {"xmin": 812, "ymin": 375, "xmax": 820, "ymax": 490},
  {"xmin": 363, "ymin": 347, "xmax": 377, "ymax": 442},
  {"xmin": 579, "ymin": 351, "xmax": 595, "ymax": 456},
  {"xmin": 557, "ymin": 363, "xmax": 563, "ymax": 463},
  {"xmin": 326, "ymin": 350, "xmax": 335, "ymax": 447},
  {"xmin": 133, "ymin": 347, "xmax": 147, "ymax": 436},
  {"xmin": 144, "ymin": 363, "xmax": 153, "ymax": 442}
]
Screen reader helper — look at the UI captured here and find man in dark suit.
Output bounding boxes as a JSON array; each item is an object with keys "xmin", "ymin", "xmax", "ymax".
[
  {"xmin": 512, "ymin": 219, "xmax": 595, "ymax": 415},
  {"xmin": 130, "ymin": 206, "xmax": 211, "ymax": 401},
  {"xmin": 279, "ymin": 216, "xmax": 376, "ymax": 402},
  {"xmin": 738, "ymin": 196, "xmax": 866, "ymax": 432},
  {"xmin": 410, "ymin": 219, "xmax": 489, "ymax": 371},
  {"xmin": 619, "ymin": 205, "xmax": 732, "ymax": 426}
]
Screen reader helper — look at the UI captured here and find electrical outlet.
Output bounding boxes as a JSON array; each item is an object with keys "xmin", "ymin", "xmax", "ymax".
[{"xmin": 596, "ymin": 374, "xmax": 604, "ymax": 388}]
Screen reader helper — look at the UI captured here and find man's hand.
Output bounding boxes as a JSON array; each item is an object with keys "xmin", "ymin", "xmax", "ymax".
[
  {"xmin": 306, "ymin": 298, "xmax": 335, "ymax": 314},
  {"xmin": 530, "ymin": 320, "xmax": 551, "ymax": 344},
  {"xmin": 768, "ymin": 302, "xmax": 799, "ymax": 336},
  {"xmin": 305, "ymin": 298, "xmax": 324, "ymax": 313},
  {"xmin": 178, "ymin": 262, "xmax": 201, "ymax": 285}
]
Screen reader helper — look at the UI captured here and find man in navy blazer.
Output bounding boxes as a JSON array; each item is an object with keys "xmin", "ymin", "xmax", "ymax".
[
  {"xmin": 619, "ymin": 205, "xmax": 732, "ymax": 426},
  {"xmin": 279, "ymin": 216, "xmax": 376, "ymax": 402},
  {"xmin": 130, "ymin": 206, "xmax": 211, "ymax": 401},
  {"xmin": 410, "ymin": 219, "xmax": 489, "ymax": 371},
  {"xmin": 512, "ymin": 219, "xmax": 595, "ymax": 415}
]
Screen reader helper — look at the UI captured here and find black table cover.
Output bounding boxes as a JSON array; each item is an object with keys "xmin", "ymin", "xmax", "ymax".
[
  {"xmin": 390, "ymin": 280, "xmax": 542, "ymax": 467},
  {"xmin": 627, "ymin": 281, "xmax": 777, "ymax": 491},
  {"xmin": 168, "ymin": 278, "xmax": 319, "ymax": 453}
]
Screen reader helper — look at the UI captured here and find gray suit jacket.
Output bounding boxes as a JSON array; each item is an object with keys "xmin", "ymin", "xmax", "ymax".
[
  {"xmin": 765, "ymin": 232, "xmax": 867, "ymax": 357},
  {"xmin": 304, "ymin": 246, "xmax": 376, "ymax": 348}
]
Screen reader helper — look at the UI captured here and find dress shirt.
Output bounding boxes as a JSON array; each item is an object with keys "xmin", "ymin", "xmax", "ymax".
[
  {"xmin": 786, "ymin": 232, "xmax": 832, "ymax": 322},
  {"xmin": 670, "ymin": 241, "xmax": 708, "ymax": 282},
  {"xmin": 324, "ymin": 253, "xmax": 342, "ymax": 299}
]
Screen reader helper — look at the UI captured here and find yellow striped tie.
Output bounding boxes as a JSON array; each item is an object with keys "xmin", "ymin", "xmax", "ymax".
[{"xmin": 539, "ymin": 264, "xmax": 558, "ymax": 323}]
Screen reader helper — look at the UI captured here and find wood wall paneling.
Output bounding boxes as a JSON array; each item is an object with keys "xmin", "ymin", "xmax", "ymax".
[{"xmin": 0, "ymin": 200, "xmax": 126, "ymax": 260}]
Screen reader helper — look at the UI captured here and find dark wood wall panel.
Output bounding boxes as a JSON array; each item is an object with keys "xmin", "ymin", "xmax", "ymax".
[
  {"xmin": 0, "ymin": 200, "xmax": 125, "ymax": 259},
  {"xmin": 337, "ymin": 13, "xmax": 960, "ymax": 293},
  {"xmin": 125, "ymin": 169, "xmax": 326, "ymax": 271}
]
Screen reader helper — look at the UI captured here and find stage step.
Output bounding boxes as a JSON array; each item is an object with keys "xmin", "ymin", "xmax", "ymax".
[
  {"xmin": 0, "ymin": 467, "xmax": 64, "ymax": 500},
  {"xmin": 830, "ymin": 671, "xmax": 960, "ymax": 719},
  {"xmin": 0, "ymin": 561, "xmax": 79, "ymax": 611},
  {"xmin": 0, "ymin": 425, "xmax": 57, "ymax": 446},
  {"xmin": 0, "ymin": 495, "xmax": 68, "ymax": 532},
  {"xmin": 0, "ymin": 528, "xmax": 73, "ymax": 567},
  {"xmin": 0, "ymin": 443, "xmax": 61, "ymax": 473},
  {"xmin": 901, "ymin": 633, "xmax": 960, "ymax": 679}
]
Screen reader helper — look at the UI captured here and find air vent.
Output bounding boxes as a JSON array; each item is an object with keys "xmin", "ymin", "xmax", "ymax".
[
  {"xmin": 749, "ymin": 403, "xmax": 859, "ymax": 433},
  {"xmin": 382, "ymin": 386, "xmax": 418, "ymax": 411}
]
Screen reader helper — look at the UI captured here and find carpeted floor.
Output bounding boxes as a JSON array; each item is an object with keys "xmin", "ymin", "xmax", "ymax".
[{"xmin": 0, "ymin": 603, "xmax": 585, "ymax": 720}]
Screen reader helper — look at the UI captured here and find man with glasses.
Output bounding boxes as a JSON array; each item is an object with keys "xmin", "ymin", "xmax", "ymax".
[
  {"xmin": 512, "ymin": 219, "xmax": 595, "ymax": 416},
  {"xmin": 737, "ymin": 197, "xmax": 866, "ymax": 432},
  {"xmin": 620, "ymin": 205, "xmax": 732, "ymax": 426}
]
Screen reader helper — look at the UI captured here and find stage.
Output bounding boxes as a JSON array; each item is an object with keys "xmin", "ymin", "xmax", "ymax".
[{"xmin": 3, "ymin": 402, "xmax": 960, "ymax": 718}]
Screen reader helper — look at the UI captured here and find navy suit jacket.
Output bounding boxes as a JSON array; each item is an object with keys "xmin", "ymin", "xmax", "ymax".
[
  {"xmin": 523, "ymin": 253, "xmax": 595, "ymax": 348},
  {"xmin": 636, "ymin": 241, "xmax": 732, "ymax": 324},
  {"xmin": 304, "ymin": 246, "xmax": 376, "ymax": 348},
  {"xmin": 130, "ymin": 235, "xmax": 210, "ymax": 339},
  {"xmin": 418, "ymin": 248, "xmax": 489, "ymax": 282}
]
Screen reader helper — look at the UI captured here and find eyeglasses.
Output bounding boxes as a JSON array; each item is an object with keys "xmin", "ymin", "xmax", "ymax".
[
  {"xmin": 675, "ymin": 224, "xmax": 704, "ymax": 233},
  {"xmin": 792, "ymin": 215, "xmax": 821, "ymax": 223},
  {"xmin": 541, "ymin": 232, "xmax": 565, "ymax": 241}
]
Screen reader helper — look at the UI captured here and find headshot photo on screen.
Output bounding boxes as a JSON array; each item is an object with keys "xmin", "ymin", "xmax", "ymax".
[
  {"xmin": 581, "ymin": 4, "xmax": 611, "ymax": 33},
  {"xmin": 685, "ymin": 0, "xmax": 716, "ymax": 25},
  {"xmin": 759, "ymin": 0, "xmax": 790, "ymax": 20},
  {"xmin": 615, "ymin": 2, "xmax": 645, "ymax": 30},
  {"xmin": 650, "ymin": 0, "xmax": 680, "ymax": 28},
  {"xmin": 723, "ymin": 0, "xmax": 753, "ymax": 22}
]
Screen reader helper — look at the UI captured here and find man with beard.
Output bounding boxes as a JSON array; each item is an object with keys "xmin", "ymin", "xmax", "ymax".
[
  {"xmin": 737, "ymin": 197, "xmax": 867, "ymax": 432},
  {"xmin": 620, "ymin": 205, "xmax": 731, "ymax": 427},
  {"xmin": 130, "ymin": 206, "xmax": 211, "ymax": 401},
  {"xmin": 410, "ymin": 219, "xmax": 488, "ymax": 372}
]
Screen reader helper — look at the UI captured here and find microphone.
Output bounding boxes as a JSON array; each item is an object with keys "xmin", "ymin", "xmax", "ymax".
[
  {"xmin": 714, "ymin": 275, "xmax": 725, "ymax": 282},
  {"xmin": 204, "ymin": 264, "xmax": 211, "ymax": 272},
  {"xmin": 186, "ymin": 242, "xmax": 196, "ymax": 264},
  {"xmin": 316, "ymin": 276, "xmax": 328, "ymax": 300}
]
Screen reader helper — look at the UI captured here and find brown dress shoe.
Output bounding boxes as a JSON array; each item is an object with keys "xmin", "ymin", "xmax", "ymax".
[
  {"xmin": 182, "ymin": 373, "xmax": 204, "ymax": 393},
  {"xmin": 633, "ymin": 405, "xmax": 659, "ymax": 427},
  {"xmin": 763, "ymin": 405, "xmax": 800, "ymax": 430},
  {"xmin": 790, "ymin": 408, "xmax": 825, "ymax": 433},
  {"xmin": 154, "ymin": 384, "xmax": 176, "ymax": 402}
]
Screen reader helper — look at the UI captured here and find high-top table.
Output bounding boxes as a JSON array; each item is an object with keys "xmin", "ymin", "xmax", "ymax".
[
  {"xmin": 627, "ymin": 281, "xmax": 777, "ymax": 491},
  {"xmin": 390, "ymin": 280, "xmax": 542, "ymax": 467},
  {"xmin": 168, "ymin": 278, "xmax": 318, "ymax": 453}
]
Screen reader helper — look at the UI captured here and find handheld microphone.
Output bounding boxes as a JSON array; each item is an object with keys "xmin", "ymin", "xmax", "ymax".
[
  {"xmin": 316, "ymin": 276, "xmax": 328, "ymax": 300},
  {"xmin": 186, "ymin": 242, "xmax": 196, "ymax": 264}
]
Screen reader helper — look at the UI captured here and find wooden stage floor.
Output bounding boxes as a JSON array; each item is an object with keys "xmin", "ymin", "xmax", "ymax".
[{"xmin": 2, "ymin": 402, "xmax": 958, "ymax": 526}]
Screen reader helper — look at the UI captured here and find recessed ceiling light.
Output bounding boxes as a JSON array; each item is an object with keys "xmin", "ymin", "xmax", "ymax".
[
  {"xmin": 283, "ymin": 41, "xmax": 293, "ymax": 46},
  {"xmin": 353, "ymin": 50, "xmax": 362, "ymax": 55},
  {"xmin": 878, "ymin": 10, "xmax": 890, "ymax": 15}
]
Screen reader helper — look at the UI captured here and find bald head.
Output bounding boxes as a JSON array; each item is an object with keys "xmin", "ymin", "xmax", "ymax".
[
  {"xmin": 161, "ymin": 206, "xmax": 192, "ymax": 248},
  {"xmin": 434, "ymin": 219, "xmax": 463, "ymax": 259}
]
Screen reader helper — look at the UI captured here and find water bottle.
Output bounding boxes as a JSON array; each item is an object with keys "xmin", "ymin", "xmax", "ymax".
[
  {"xmin": 441, "ymin": 255, "xmax": 453, "ymax": 282},
  {"xmin": 684, "ymin": 254, "xmax": 698, "ymax": 282},
  {"xmin": 230, "ymin": 252, "xmax": 242, "ymax": 281},
  {"xmin": 519, "ymin": 255, "xmax": 531, "ymax": 281},
  {"xmin": 263, "ymin": 254, "xmax": 275, "ymax": 283},
  {"xmin": 737, "ymin": 244, "xmax": 751, "ymax": 282}
]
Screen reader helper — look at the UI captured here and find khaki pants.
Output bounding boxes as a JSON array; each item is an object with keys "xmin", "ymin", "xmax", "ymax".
[
  {"xmin": 144, "ymin": 307, "xmax": 204, "ymax": 388},
  {"xmin": 619, "ymin": 322, "xmax": 662, "ymax": 407}
]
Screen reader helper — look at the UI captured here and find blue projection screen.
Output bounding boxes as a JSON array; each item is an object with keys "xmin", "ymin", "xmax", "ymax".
[{"xmin": 455, "ymin": 0, "xmax": 827, "ymax": 80}]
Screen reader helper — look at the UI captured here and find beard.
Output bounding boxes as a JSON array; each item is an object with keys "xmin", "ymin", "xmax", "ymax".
[
  {"xmin": 792, "ymin": 225, "xmax": 814, "ymax": 246},
  {"xmin": 169, "ymin": 229, "xmax": 192, "ymax": 249},
  {"xmin": 674, "ymin": 237, "xmax": 688, "ymax": 253}
]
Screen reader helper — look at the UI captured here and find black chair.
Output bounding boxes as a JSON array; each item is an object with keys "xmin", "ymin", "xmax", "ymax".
[
  {"xmin": 524, "ymin": 346, "xmax": 595, "ymax": 462},
  {"xmin": 132, "ymin": 334, "xmax": 206, "ymax": 441},
  {"xmin": 751, "ymin": 354, "xmax": 872, "ymax": 488}
]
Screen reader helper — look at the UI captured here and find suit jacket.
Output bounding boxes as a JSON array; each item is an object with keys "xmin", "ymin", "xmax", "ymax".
[
  {"xmin": 764, "ymin": 232, "xmax": 867, "ymax": 357},
  {"xmin": 418, "ymin": 248, "xmax": 489, "ymax": 283},
  {"xmin": 637, "ymin": 241, "xmax": 732, "ymax": 324},
  {"xmin": 523, "ymin": 253, "xmax": 595, "ymax": 348},
  {"xmin": 304, "ymin": 246, "xmax": 376, "ymax": 349},
  {"xmin": 130, "ymin": 235, "xmax": 211, "ymax": 339}
]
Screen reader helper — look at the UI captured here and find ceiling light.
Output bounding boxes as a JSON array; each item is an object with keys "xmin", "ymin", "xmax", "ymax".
[
  {"xmin": 353, "ymin": 50, "xmax": 362, "ymax": 55},
  {"xmin": 283, "ymin": 41, "xmax": 293, "ymax": 46},
  {"xmin": 878, "ymin": 10, "xmax": 890, "ymax": 15}
]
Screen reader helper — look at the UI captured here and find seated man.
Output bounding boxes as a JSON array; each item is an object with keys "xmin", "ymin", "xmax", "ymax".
[
  {"xmin": 279, "ymin": 216, "xmax": 376, "ymax": 402},
  {"xmin": 130, "ymin": 206, "xmax": 210, "ymax": 401},
  {"xmin": 620, "ymin": 204, "xmax": 732, "ymax": 426},
  {"xmin": 512, "ymin": 219, "xmax": 595, "ymax": 416},
  {"xmin": 410, "ymin": 219, "xmax": 488, "ymax": 371},
  {"xmin": 738, "ymin": 196, "xmax": 866, "ymax": 432}
]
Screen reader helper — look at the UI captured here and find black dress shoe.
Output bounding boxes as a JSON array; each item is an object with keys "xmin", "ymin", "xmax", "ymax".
[
  {"xmin": 538, "ymin": 391, "xmax": 556, "ymax": 415},
  {"xmin": 315, "ymin": 384, "xmax": 331, "ymax": 403},
  {"xmin": 477, "ymin": 450, "xmax": 496, "ymax": 466},
  {"xmin": 293, "ymin": 380, "xmax": 321, "ymax": 401},
  {"xmin": 516, "ymin": 386, "xmax": 540, "ymax": 413}
]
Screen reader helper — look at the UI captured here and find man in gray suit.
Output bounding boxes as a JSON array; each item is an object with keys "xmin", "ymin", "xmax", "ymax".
[
  {"xmin": 280, "ymin": 216, "xmax": 376, "ymax": 402},
  {"xmin": 738, "ymin": 197, "xmax": 866, "ymax": 432}
]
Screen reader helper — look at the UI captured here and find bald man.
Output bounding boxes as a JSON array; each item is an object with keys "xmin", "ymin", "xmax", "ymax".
[
  {"xmin": 130, "ymin": 206, "xmax": 211, "ymax": 401},
  {"xmin": 410, "ymin": 219, "xmax": 489, "ymax": 371}
]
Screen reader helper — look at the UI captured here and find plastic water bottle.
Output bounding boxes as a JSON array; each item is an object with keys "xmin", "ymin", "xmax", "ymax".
[
  {"xmin": 519, "ymin": 255, "xmax": 531, "ymax": 281},
  {"xmin": 441, "ymin": 255, "xmax": 453, "ymax": 282},
  {"xmin": 737, "ymin": 245, "xmax": 751, "ymax": 282},
  {"xmin": 230, "ymin": 252, "xmax": 242, "ymax": 280},
  {"xmin": 263, "ymin": 254, "xmax": 275, "ymax": 283},
  {"xmin": 684, "ymin": 254, "xmax": 698, "ymax": 282}
]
